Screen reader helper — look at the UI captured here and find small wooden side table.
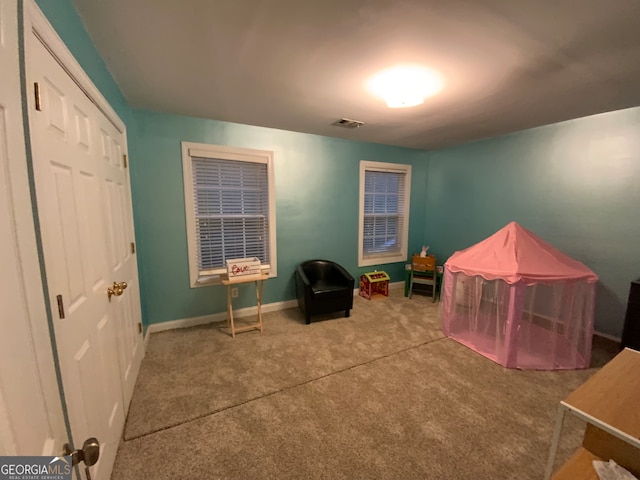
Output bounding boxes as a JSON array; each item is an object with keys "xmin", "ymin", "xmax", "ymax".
[
  {"xmin": 544, "ymin": 347, "xmax": 640, "ymax": 479},
  {"xmin": 221, "ymin": 274, "xmax": 269, "ymax": 338}
]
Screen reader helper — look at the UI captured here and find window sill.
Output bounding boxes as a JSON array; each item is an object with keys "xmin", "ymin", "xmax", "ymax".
[
  {"xmin": 358, "ymin": 254, "xmax": 406, "ymax": 268},
  {"xmin": 191, "ymin": 267, "xmax": 274, "ymax": 288},
  {"xmin": 194, "ymin": 274, "xmax": 224, "ymax": 287}
]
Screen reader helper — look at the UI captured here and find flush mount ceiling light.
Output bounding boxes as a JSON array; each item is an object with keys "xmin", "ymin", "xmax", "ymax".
[{"xmin": 367, "ymin": 65, "xmax": 444, "ymax": 108}]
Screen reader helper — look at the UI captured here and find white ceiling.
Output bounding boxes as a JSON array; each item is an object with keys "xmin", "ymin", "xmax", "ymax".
[{"xmin": 72, "ymin": 0, "xmax": 640, "ymax": 150}]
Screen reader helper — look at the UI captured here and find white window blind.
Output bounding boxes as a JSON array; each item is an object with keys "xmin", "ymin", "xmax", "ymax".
[
  {"xmin": 358, "ymin": 161, "xmax": 411, "ymax": 267},
  {"xmin": 192, "ymin": 157, "xmax": 270, "ymax": 272},
  {"xmin": 363, "ymin": 170, "xmax": 405, "ymax": 256}
]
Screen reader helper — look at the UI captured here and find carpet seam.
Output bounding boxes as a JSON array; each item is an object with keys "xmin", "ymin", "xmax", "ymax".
[{"xmin": 122, "ymin": 334, "xmax": 448, "ymax": 442}]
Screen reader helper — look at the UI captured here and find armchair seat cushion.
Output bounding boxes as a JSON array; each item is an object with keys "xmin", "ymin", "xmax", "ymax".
[
  {"xmin": 311, "ymin": 280, "xmax": 349, "ymax": 295},
  {"xmin": 295, "ymin": 259, "xmax": 355, "ymax": 324}
]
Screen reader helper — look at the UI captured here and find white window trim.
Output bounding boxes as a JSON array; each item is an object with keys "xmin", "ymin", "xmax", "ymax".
[
  {"xmin": 358, "ymin": 160, "xmax": 411, "ymax": 267},
  {"xmin": 182, "ymin": 141, "xmax": 277, "ymax": 287}
]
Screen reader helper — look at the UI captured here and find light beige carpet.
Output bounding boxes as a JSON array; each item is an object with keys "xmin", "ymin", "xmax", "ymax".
[{"xmin": 113, "ymin": 289, "xmax": 618, "ymax": 479}]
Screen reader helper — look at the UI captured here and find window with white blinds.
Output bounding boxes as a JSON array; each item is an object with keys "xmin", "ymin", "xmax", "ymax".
[
  {"xmin": 182, "ymin": 142, "xmax": 276, "ymax": 286},
  {"xmin": 358, "ymin": 161, "xmax": 411, "ymax": 267}
]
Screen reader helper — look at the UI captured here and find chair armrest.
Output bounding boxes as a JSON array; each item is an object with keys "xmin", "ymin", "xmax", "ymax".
[{"xmin": 296, "ymin": 265, "xmax": 311, "ymax": 286}]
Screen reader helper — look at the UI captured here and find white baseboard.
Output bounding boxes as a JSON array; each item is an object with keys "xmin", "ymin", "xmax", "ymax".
[
  {"xmin": 593, "ymin": 330, "xmax": 621, "ymax": 342},
  {"xmin": 146, "ymin": 298, "xmax": 299, "ymax": 334},
  {"xmin": 147, "ymin": 313, "xmax": 223, "ymax": 334},
  {"xmin": 147, "ymin": 281, "xmax": 403, "ymax": 335},
  {"xmin": 144, "ymin": 329, "xmax": 151, "ymax": 350}
]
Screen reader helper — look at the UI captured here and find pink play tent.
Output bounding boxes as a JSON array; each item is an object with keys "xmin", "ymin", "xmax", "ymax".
[{"xmin": 441, "ymin": 222, "xmax": 598, "ymax": 370}]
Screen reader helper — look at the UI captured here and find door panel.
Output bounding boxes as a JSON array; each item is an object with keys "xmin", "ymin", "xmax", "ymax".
[
  {"xmin": 100, "ymin": 123, "xmax": 142, "ymax": 406},
  {"xmin": 74, "ymin": 105, "xmax": 91, "ymax": 151},
  {"xmin": 42, "ymin": 76, "xmax": 68, "ymax": 137},
  {"xmin": 51, "ymin": 163, "xmax": 87, "ymax": 307},
  {"xmin": 80, "ymin": 171, "xmax": 108, "ymax": 289}
]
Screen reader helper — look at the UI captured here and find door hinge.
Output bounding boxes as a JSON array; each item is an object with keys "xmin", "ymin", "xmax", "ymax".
[
  {"xmin": 122, "ymin": 154, "xmax": 128, "ymax": 168},
  {"xmin": 56, "ymin": 295, "xmax": 65, "ymax": 319},
  {"xmin": 130, "ymin": 242, "xmax": 135, "ymax": 254},
  {"xmin": 34, "ymin": 82, "xmax": 42, "ymax": 111},
  {"xmin": 137, "ymin": 323, "xmax": 142, "ymax": 334}
]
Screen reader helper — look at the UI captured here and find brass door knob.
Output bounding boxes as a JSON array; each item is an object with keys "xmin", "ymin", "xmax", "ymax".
[{"xmin": 107, "ymin": 281, "xmax": 128, "ymax": 302}]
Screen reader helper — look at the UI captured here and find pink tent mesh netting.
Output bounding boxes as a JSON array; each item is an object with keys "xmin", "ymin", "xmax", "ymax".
[{"xmin": 441, "ymin": 222, "xmax": 598, "ymax": 370}]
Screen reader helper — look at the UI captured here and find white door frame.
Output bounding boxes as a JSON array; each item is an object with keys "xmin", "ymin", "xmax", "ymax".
[{"xmin": 0, "ymin": 0, "xmax": 67, "ymax": 456}]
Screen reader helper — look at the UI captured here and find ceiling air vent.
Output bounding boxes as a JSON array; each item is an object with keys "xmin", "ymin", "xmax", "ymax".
[{"xmin": 332, "ymin": 118, "xmax": 365, "ymax": 129}]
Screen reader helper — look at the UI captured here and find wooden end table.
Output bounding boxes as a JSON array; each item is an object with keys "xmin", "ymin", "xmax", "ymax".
[{"xmin": 221, "ymin": 274, "xmax": 269, "ymax": 338}]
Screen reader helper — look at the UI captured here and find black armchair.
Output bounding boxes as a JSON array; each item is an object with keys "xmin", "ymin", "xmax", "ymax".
[{"xmin": 295, "ymin": 260, "xmax": 355, "ymax": 324}]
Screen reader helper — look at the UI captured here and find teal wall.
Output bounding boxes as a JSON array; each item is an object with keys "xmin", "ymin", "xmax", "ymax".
[
  {"xmin": 425, "ymin": 107, "xmax": 640, "ymax": 337},
  {"xmin": 130, "ymin": 110, "xmax": 429, "ymax": 325}
]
